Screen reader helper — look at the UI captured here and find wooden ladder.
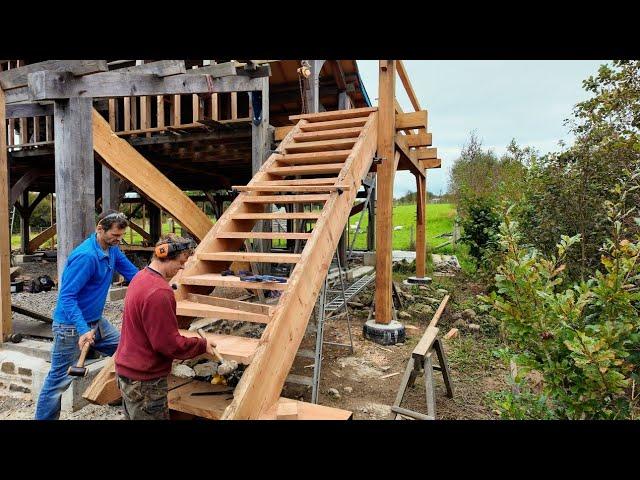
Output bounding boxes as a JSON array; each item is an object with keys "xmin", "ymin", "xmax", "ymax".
[{"xmin": 171, "ymin": 106, "xmax": 378, "ymax": 419}]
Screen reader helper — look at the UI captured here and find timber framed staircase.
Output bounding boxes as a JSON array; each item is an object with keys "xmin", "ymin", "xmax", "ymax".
[{"xmin": 170, "ymin": 106, "xmax": 378, "ymax": 419}]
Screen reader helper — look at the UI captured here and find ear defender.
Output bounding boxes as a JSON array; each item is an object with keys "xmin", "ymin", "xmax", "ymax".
[{"xmin": 154, "ymin": 240, "xmax": 195, "ymax": 258}]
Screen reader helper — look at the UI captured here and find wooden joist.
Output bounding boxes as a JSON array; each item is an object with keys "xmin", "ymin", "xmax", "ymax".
[
  {"xmin": 403, "ymin": 132, "xmax": 432, "ymax": 148},
  {"xmin": 0, "ymin": 60, "xmax": 108, "ymax": 90},
  {"xmin": 27, "ymin": 224, "xmax": 56, "ymax": 253},
  {"xmin": 396, "ymin": 110, "xmax": 428, "ymax": 130},
  {"xmin": 198, "ymin": 252, "xmax": 302, "ymax": 263},
  {"xmin": 412, "ymin": 147, "xmax": 437, "ymax": 160},
  {"xmin": 298, "ymin": 117, "xmax": 368, "ymax": 132},
  {"xmin": 275, "ymin": 150, "xmax": 351, "ymax": 165},
  {"xmin": 284, "ymin": 138, "xmax": 357, "ymax": 154},
  {"xmin": 241, "ymin": 194, "xmax": 330, "ymax": 204},
  {"xmin": 180, "ymin": 273, "xmax": 288, "ymax": 290},
  {"xmin": 176, "ymin": 301, "xmax": 270, "ymax": 323},
  {"xmin": 267, "ymin": 164, "xmax": 344, "ymax": 176},
  {"xmin": 418, "ymin": 158, "xmax": 442, "ymax": 169}
]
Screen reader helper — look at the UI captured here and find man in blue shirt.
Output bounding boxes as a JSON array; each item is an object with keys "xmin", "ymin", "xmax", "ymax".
[{"xmin": 35, "ymin": 210, "xmax": 140, "ymax": 420}]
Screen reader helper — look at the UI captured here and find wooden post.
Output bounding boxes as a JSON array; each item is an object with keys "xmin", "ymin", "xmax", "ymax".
[
  {"xmin": 0, "ymin": 88, "xmax": 12, "ymax": 341},
  {"xmin": 303, "ymin": 60, "xmax": 325, "ymax": 114},
  {"xmin": 101, "ymin": 166, "xmax": 121, "ymax": 213},
  {"xmin": 251, "ymin": 77, "xmax": 271, "ymax": 273},
  {"xmin": 374, "ymin": 60, "xmax": 396, "ymax": 325},
  {"xmin": 20, "ymin": 190, "xmax": 30, "ymax": 253},
  {"xmin": 367, "ymin": 174, "xmax": 376, "ymax": 251},
  {"xmin": 416, "ymin": 172, "xmax": 426, "ymax": 278},
  {"xmin": 54, "ymin": 97, "xmax": 95, "ymax": 280},
  {"xmin": 336, "ymin": 90, "xmax": 350, "ymax": 267},
  {"xmin": 148, "ymin": 202, "xmax": 161, "ymax": 243}
]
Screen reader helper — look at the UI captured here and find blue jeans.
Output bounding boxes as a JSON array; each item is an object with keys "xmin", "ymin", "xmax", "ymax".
[{"xmin": 35, "ymin": 318, "xmax": 120, "ymax": 420}]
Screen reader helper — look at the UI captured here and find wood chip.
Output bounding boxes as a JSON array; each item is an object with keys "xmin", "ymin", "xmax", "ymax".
[
  {"xmin": 373, "ymin": 344, "xmax": 393, "ymax": 353},
  {"xmin": 405, "ymin": 325, "xmax": 419, "ymax": 330},
  {"xmin": 443, "ymin": 328, "xmax": 459, "ymax": 340},
  {"xmin": 380, "ymin": 372, "xmax": 401, "ymax": 379}
]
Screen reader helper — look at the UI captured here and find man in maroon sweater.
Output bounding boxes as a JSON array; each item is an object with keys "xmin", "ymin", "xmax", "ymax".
[{"xmin": 114, "ymin": 234, "xmax": 216, "ymax": 420}]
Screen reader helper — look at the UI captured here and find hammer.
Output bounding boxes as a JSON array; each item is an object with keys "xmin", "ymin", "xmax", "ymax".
[
  {"xmin": 197, "ymin": 329, "xmax": 238, "ymax": 376},
  {"xmin": 67, "ymin": 330, "xmax": 95, "ymax": 377}
]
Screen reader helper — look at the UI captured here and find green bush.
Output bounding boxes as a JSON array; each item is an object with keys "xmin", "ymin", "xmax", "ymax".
[{"xmin": 459, "ymin": 196, "xmax": 501, "ymax": 269}]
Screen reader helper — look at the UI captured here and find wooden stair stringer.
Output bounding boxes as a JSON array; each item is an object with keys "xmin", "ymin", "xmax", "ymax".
[{"xmin": 221, "ymin": 109, "xmax": 378, "ymax": 419}]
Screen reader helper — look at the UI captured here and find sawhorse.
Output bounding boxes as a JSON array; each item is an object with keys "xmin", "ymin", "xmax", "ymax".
[{"xmin": 391, "ymin": 295, "xmax": 454, "ymax": 420}]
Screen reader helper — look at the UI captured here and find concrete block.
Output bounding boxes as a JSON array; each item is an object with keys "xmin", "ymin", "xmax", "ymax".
[
  {"xmin": 1, "ymin": 361, "xmax": 15, "ymax": 374},
  {"xmin": 18, "ymin": 367, "xmax": 32, "ymax": 376},
  {"xmin": 13, "ymin": 254, "xmax": 40, "ymax": 263},
  {"xmin": 108, "ymin": 286, "xmax": 127, "ymax": 302},
  {"xmin": 1, "ymin": 339, "xmax": 53, "ymax": 361},
  {"xmin": 9, "ymin": 383, "xmax": 30, "ymax": 394},
  {"xmin": 363, "ymin": 251, "xmax": 376, "ymax": 267}
]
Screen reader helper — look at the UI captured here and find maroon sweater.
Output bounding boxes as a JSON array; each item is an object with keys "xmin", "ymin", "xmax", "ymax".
[{"xmin": 115, "ymin": 267, "xmax": 206, "ymax": 381}]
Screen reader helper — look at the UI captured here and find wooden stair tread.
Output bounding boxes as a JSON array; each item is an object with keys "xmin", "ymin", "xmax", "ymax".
[
  {"xmin": 289, "ymin": 106, "xmax": 376, "ymax": 122},
  {"xmin": 168, "ymin": 380, "xmax": 234, "ymax": 420},
  {"xmin": 217, "ymin": 231, "xmax": 312, "ymax": 240},
  {"xmin": 232, "ymin": 212, "xmax": 321, "ymax": 220},
  {"xmin": 178, "ymin": 329, "xmax": 260, "ymax": 364},
  {"xmin": 176, "ymin": 300, "xmax": 271, "ymax": 324},
  {"xmin": 233, "ymin": 185, "xmax": 348, "ymax": 193},
  {"xmin": 298, "ymin": 117, "xmax": 368, "ymax": 132},
  {"xmin": 198, "ymin": 251, "xmax": 302, "ymax": 263},
  {"xmin": 180, "ymin": 272, "xmax": 288, "ymax": 290},
  {"xmin": 242, "ymin": 194, "xmax": 330, "ymax": 203},
  {"xmin": 258, "ymin": 397, "xmax": 353, "ymax": 420},
  {"xmin": 267, "ymin": 164, "xmax": 344, "ymax": 176},
  {"xmin": 274, "ymin": 150, "xmax": 351, "ymax": 165},
  {"xmin": 248, "ymin": 178, "xmax": 338, "ymax": 186},
  {"xmin": 284, "ymin": 138, "xmax": 357, "ymax": 153},
  {"xmin": 293, "ymin": 127, "xmax": 362, "ymax": 142}
]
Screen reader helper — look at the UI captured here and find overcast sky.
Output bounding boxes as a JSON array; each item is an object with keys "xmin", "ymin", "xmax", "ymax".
[{"xmin": 356, "ymin": 60, "xmax": 609, "ymax": 197}]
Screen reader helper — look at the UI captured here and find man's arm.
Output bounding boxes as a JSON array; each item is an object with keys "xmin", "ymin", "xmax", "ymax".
[
  {"xmin": 57, "ymin": 253, "xmax": 96, "ymax": 336},
  {"xmin": 114, "ymin": 248, "xmax": 139, "ymax": 283},
  {"xmin": 141, "ymin": 289, "xmax": 207, "ymax": 359}
]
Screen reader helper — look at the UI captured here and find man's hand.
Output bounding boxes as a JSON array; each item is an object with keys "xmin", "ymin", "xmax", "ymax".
[
  {"xmin": 78, "ymin": 330, "xmax": 95, "ymax": 350},
  {"xmin": 205, "ymin": 338, "xmax": 217, "ymax": 357}
]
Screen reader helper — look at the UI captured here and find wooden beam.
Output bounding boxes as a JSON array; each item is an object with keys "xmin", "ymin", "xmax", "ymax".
[
  {"xmin": 5, "ymin": 103, "xmax": 53, "ymax": 119},
  {"xmin": 108, "ymin": 59, "xmax": 185, "ymax": 77},
  {"xmin": 395, "ymin": 111, "xmax": 428, "ymax": 130},
  {"xmin": 404, "ymin": 132, "xmax": 432, "ymax": 148},
  {"xmin": 396, "ymin": 60, "xmax": 421, "ymax": 111},
  {"xmin": 418, "ymin": 158, "xmax": 442, "ymax": 169},
  {"xmin": 27, "ymin": 224, "xmax": 56, "ymax": 253},
  {"xmin": 375, "ymin": 61, "xmax": 396, "ymax": 325},
  {"xmin": 416, "ymin": 173, "xmax": 426, "ymax": 278},
  {"xmin": 275, "ymin": 125, "xmax": 294, "ymax": 141},
  {"xmin": 54, "ymin": 98, "xmax": 95, "ymax": 281},
  {"xmin": 82, "ymin": 357, "xmax": 121, "ymax": 405},
  {"xmin": 330, "ymin": 60, "xmax": 347, "ymax": 91},
  {"xmin": 9, "ymin": 168, "xmax": 42, "ymax": 206},
  {"xmin": 187, "ymin": 293, "xmax": 272, "ymax": 316},
  {"xmin": 413, "ymin": 147, "xmax": 437, "ymax": 160},
  {"xmin": 28, "ymin": 71, "xmax": 265, "ymax": 101},
  {"xmin": 0, "ymin": 60, "xmax": 107, "ymax": 90},
  {"xmin": 92, "ymin": 109, "xmax": 213, "ymax": 241},
  {"xmin": 395, "ymin": 135, "xmax": 424, "ymax": 177},
  {"xmin": 0, "ymin": 88, "xmax": 11, "ymax": 341}
]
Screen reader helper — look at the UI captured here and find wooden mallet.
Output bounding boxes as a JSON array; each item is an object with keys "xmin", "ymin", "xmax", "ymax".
[
  {"xmin": 197, "ymin": 329, "xmax": 238, "ymax": 376},
  {"xmin": 67, "ymin": 330, "xmax": 95, "ymax": 377}
]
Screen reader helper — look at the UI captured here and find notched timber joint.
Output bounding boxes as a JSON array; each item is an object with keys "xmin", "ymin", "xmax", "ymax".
[{"xmin": 372, "ymin": 155, "xmax": 384, "ymax": 165}]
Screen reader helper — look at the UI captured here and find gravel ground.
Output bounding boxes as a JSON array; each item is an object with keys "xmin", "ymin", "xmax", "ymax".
[{"xmin": 0, "ymin": 396, "xmax": 124, "ymax": 420}]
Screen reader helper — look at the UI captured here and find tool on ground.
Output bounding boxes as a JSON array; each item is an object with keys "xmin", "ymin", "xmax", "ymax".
[
  {"xmin": 197, "ymin": 329, "xmax": 239, "ymax": 376},
  {"xmin": 190, "ymin": 389, "xmax": 234, "ymax": 397},
  {"xmin": 68, "ymin": 329, "xmax": 96, "ymax": 377},
  {"xmin": 240, "ymin": 274, "xmax": 288, "ymax": 283}
]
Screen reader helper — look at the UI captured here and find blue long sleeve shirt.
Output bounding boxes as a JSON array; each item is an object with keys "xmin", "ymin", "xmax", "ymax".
[{"xmin": 53, "ymin": 233, "xmax": 139, "ymax": 335}]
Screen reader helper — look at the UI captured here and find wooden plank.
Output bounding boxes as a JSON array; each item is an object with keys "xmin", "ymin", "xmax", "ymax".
[
  {"xmin": 396, "ymin": 111, "xmax": 428, "ymax": 130},
  {"xmin": 178, "ymin": 329, "xmax": 259, "ymax": 364},
  {"xmin": 275, "ymin": 125, "xmax": 294, "ymax": 141},
  {"xmin": 82, "ymin": 357, "xmax": 121, "ymax": 405},
  {"xmin": 267, "ymin": 164, "xmax": 344, "ymax": 176},
  {"xmin": 412, "ymin": 147, "xmax": 437, "ymax": 160},
  {"xmin": 92, "ymin": 109, "xmax": 213, "ymax": 241},
  {"xmin": 275, "ymin": 150, "xmax": 351, "ymax": 166},
  {"xmin": 0, "ymin": 88, "xmax": 11, "ymax": 341},
  {"xmin": 428, "ymin": 295, "xmax": 450, "ymax": 329},
  {"xmin": 443, "ymin": 328, "xmax": 459, "ymax": 340},
  {"xmin": 418, "ymin": 158, "xmax": 441, "ymax": 169},
  {"xmin": 289, "ymin": 106, "xmax": 376, "ymax": 122},
  {"xmin": 284, "ymin": 138, "xmax": 357, "ymax": 154},
  {"xmin": 222, "ymin": 111, "xmax": 379, "ymax": 419},
  {"xmin": 28, "ymin": 71, "xmax": 264, "ymax": 101},
  {"xmin": 217, "ymin": 231, "xmax": 312, "ymax": 240},
  {"xmin": 233, "ymin": 185, "xmax": 348, "ymax": 193},
  {"xmin": 187, "ymin": 293, "xmax": 272, "ymax": 315},
  {"xmin": 172, "ymin": 94, "xmax": 181, "ymax": 125},
  {"xmin": 232, "ymin": 212, "xmax": 321, "ymax": 220},
  {"xmin": 298, "ymin": 117, "xmax": 368, "ymax": 132},
  {"xmin": 156, "ymin": 95, "xmax": 165, "ymax": 129},
  {"xmin": 180, "ymin": 273, "xmax": 288, "ymax": 290},
  {"xmin": 184, "ymin": 62, "xmax": 237, "ymax": 78},
  {"xmin": 110, "ymin": 60, "xmax": 185, "ymax": 77},
  {"xmin": 243, "ymin": 178, "xmax": 338, "ymax": 187},
  {"xmin": 258, "ymin": 398, "xmax": 353, "ymax": 420},
  {"xmin": 167, "ymin": 381, "xmax": 233, "ymax": 420},
  {"xmin": 176, "ymin": 300, "xmax": 271, "ymax": 324},
  {"xmin": 198, "ymin": 252, "xmax": 301, "ymax": 263},
  {"xmin": 404, "ymin": 132, "xmax": 432, "ymax": 148},
  {"xmin": 412, "ymin": 326, "xmax": 439, "ymax": 359},
  {"xmin": 27, "ymin": 224, "xmax": 56, "ymax": 253},
  {"xmin": 241, "ymin": 194, "xmax": 330, "ymax": 203},
  {"xmin": 293, "ymin": 127, "xmax": 362, "ymax": 143},
  {"xmin": 375, "ymin": 61, "xmax": 396, "ymax": 326},
  {"xmin": 276, "ymin": 398, "xmax": 298, "ymax": 420},
  {"xmin": 127, "ymin": 219, "xmax": 152, "ymax": 242},
  {"xmin": 0, "ymin": 60, "xmax": 107, "ymax": 90}
]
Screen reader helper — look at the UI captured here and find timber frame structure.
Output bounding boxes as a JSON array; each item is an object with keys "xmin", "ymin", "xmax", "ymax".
[{"xmin": 0, "ymin": 60, "xmax": 442, "ymax": 419}]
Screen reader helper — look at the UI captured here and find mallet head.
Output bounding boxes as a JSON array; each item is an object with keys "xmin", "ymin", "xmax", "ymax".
[{"xmin": 67, "ymin": 365, "xmax": 88, "ymax": 377}]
